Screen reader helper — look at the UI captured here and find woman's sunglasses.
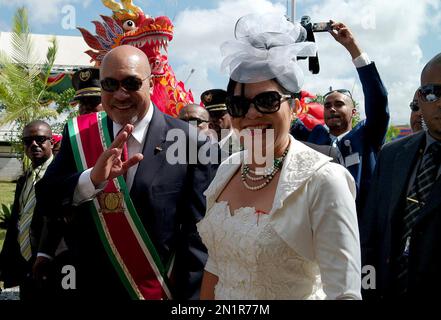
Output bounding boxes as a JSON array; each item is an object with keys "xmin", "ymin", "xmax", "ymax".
[
  {"xmin": 100, "ymin": 75, "xmax": 151, "ymax": 92},
  {"xmin": 226, "ymin": 91, "xmax": 292, "ymax": 118},
  {"xmin": 185, "ymin": 117, "xmax": 209, "ymax": 126},
  {"xmin": 418, "ymin": 84, "xmax": 441, "ymax": 103}
]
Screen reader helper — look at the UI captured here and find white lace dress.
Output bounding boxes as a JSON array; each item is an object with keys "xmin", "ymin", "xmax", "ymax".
[
  {"xmin": 197, "ymin": 201, "xmax": 325, "ymax": 300},
  {"xmin": 197, "ymin": 136, "xmax": 362, "ymax": 300}
]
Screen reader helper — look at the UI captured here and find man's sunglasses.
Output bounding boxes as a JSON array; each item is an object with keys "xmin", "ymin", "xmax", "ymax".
[
  {"xmin": 409, "ymin": 101, "xmax": 419, "ymax": 112},
  {"xmin": 22, "ymin": 135, "xmax": 51, "ymax": 147},
  {"xmin": 208, "ymin": 110, "xmax": 228, "ymax": 119},
  {"xmin": 185, "ymin": 118, "xmax": 209, "ymax": 126},
  {"xmin": 100, "ymin": 75, "xmax": 151, "ymax": 92},
  {"xmin": 226, "ymin": 91, "xmax": 292, "ymax": 118},
  {"xmin": 324, "ymin": 89, "xmax": 353, "ymax": 100},
  {"xmin": 418, "ymin": 84, "xmax": 441, "ymax": 103}
]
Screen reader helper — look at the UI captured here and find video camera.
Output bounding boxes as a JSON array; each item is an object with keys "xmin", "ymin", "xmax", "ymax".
[{"xmin": 297, "ymin": 16, "xmax": 333, "ymax": 75}]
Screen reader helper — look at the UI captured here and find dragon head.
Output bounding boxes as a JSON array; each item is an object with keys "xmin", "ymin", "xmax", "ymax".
[{"xmin": 79, "ymin": 0, "xmax": 173, "ymax": 77}]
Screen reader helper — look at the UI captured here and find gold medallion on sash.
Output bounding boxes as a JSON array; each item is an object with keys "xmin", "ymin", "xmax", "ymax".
[{"xmin": 98, "ymin": 192, "xmax": 124, "ymax": 214}]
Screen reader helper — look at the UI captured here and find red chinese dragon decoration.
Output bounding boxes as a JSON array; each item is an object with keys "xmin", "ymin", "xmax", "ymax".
[
  {"xmin": 297, "ymin": 91, "xmax": 325, "ymax": 129},
  {"xmin": 78, "ymin": 0, "xmax": 193, "ymax": 117}
]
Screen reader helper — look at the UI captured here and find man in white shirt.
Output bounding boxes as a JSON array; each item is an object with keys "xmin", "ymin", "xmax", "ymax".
[{"xmin": 34, "ymin": 45, "xmax": 217, "ymax": 300}]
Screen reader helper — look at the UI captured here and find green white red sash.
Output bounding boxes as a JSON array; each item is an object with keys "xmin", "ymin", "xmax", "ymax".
[{"xmin": 68, "ymin": 111, "xmax": 173, "ymax": 300}]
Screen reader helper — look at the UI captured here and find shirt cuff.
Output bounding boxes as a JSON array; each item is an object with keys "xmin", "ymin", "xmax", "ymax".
[
  {"xmin": 37, "ymin": 252, "xmax": 53, "ymax": 260},
  {"xmin": 352, "ymin": 52, "xmax": 371, "ymax": 68},
  {"xmin": 72, "ymin": 168, "xmax": 107, "ymax": 206},
  {"xmin": 204, "ymin": 256, "xmax": 218, "ymax": 276}
]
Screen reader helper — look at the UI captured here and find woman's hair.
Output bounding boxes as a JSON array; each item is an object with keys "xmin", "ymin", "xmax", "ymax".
[{"xmin": 226, "ymin": 78, "xmax": 296, "ymax": 108}]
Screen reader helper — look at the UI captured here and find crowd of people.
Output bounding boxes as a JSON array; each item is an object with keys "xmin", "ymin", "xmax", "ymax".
[{"xmin": 0, "ymin": 12, "xmax": 440, "ymax": 300}]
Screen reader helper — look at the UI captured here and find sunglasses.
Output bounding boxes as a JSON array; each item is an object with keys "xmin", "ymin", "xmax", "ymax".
[
  {"xmin": 418, "ymin": 84, "xmax": 441, "ymax": 103},
  {"xmin": 185, "ymin": 118, "xmax": 209, "ymax": 126},
  {"xmin": 226, "ymin": 91, "xmax": 292, "ymax": 118},
  {"xmin": 409, "ymin": 101, "xmax": 419, "ymax": 112},
  {"xmin": 22, "ymin": 135, "xmax": 51, "ymax": 147},
  {"xmin": 100, "ymin": 75, "xmax": 151, "ymax": 92},
  {"xmin": 324, "ymin": 89, "xmax": 353, "ymax": 99}
]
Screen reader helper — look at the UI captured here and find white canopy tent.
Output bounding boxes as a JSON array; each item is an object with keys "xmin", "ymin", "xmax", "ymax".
[{"xmin": 0, "ymin": 31, "xmax": 93, "ymax": 71}]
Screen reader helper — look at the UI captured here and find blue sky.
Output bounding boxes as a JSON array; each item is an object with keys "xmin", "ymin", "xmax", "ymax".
[{"xmin": 1, "ymin": 0, "xmax": 440, "ymax": 125}]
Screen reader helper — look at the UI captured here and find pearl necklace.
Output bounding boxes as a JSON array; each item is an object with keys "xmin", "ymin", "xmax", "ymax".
[{"xmin": 241, "ymin": 147, "xmax": 289, "ymax": 191}]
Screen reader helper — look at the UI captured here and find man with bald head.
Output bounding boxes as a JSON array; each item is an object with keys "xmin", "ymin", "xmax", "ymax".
[
  {"xmin": 361, "ymin": 53, "xmax": 441, "ymax": 299},
  {"xmin": 179, "ymin": 104, "xmax": 210, "ymax": 131},
  {"xmin": 178, "ymin": 104, "xmax": 218, "ymax": 141},
  {"xmin": 35, "ymin": 45, "xmax": 216, "ymax": 300}
]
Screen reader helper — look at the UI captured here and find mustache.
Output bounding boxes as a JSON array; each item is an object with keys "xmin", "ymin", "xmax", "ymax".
[{"xmin": 327, "ymin": 114, "xmax": 341, "ymax": 119}]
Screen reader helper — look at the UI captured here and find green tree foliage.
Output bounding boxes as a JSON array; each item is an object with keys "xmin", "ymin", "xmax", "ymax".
[
  {"xmin": 0, "ymin": 7, "xmax": 74, "ymax": 167},
  {"xmin": 386, "ymin": 125, "xmax": 400, "ymax": 143}
]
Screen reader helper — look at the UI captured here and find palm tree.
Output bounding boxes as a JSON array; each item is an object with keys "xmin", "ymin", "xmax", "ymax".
[
  {"xmin": 0, "ymin": 7, "xmax": 59, "ymax": 129},
  {"xmin": 0, "ymin": 7, "xmax": 69, "ymax": 169}
]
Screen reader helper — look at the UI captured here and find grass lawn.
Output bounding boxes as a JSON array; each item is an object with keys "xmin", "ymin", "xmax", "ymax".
[{"xmin": 0, "ymin": 181, "xmax": 16, "ymax": 251}]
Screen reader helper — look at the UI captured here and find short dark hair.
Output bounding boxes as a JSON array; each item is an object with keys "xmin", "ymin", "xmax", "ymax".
[
  {"xmin": 227, "ymin": 78, "xmax": 292, "ymax": 96},
  {"xmin": 23, "ymin": 120, "xmax": 52, "ymax": 135}
]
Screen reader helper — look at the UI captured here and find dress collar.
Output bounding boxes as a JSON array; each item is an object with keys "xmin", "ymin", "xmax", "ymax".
[{"xmin": 204, "ymin": 135, "xmax": 332, "ymax": 213}]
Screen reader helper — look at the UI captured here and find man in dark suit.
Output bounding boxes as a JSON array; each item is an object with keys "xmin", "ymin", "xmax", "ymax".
[
  {"xmin": 361, "ymin": 53, "xmax": 441, "ymax": 299},
  {"xmin": 291, "ymin": 22, "xmax": 389, "ymax": 214},
  {"xmin": 0, "ymin": 120, "xmax": 54, "ymax": 300},
  {"xmin": 34, "ymin": 45, "xmax": 217, "ymax": 300}
]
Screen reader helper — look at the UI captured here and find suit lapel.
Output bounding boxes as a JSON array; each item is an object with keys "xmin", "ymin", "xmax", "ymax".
[
  {"xmin": 131, "ymin": 106, "xmax": 167, "ymax": 196},
  {"xmin": 388, "ymin": 132, "xmax": 426, "ymax": 222},
  {"xmin": 414, "ymin": 176, "xmax": 441, "ymax": 224},
  {"xmin": 310, "ymin": 125, "xmax": 332, "ymax": 145}
]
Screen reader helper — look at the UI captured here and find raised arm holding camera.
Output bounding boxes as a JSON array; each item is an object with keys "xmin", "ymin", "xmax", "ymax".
[{"xmin": 295, "ymin": 21, "xmax": 390, "ymax": 215}]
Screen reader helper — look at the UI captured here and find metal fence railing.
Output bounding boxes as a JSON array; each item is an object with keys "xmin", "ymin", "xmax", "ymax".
[{"xmin": 0, "ymin": 130, "xmax": 19, "ymax": 143}]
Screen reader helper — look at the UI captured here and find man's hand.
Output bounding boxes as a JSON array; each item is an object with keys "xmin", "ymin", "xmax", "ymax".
[
  {"xmin": 90, "ymin": 124, "xmax": 144, "ymax": 187},
  {"xmin": 32, "ymin": 256, "xmax": 52, "ymax": 283},
  {"xmin": 329, "ymin": 21, "xmax": 362, "ymax": 60}
]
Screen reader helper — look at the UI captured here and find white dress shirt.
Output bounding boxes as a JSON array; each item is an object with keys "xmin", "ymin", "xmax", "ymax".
[{"xmin": 73, "ymin": 105, "xmax": 154, "ymax": 205}]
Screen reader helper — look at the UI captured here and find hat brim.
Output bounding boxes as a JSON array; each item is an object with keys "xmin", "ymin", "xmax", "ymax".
[
  {"xmin": 72, "ymin": 87, "xmax": 101, "ymax": 101},
  {"xmin": 206, "ymin": 104, "xmax": 227, "ymax": 112}
]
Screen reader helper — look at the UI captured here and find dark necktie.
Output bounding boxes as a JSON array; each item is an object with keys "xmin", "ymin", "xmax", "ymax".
[{"xmin": 395, "ymin": 141, "xmax": 441, "ymax": 294}]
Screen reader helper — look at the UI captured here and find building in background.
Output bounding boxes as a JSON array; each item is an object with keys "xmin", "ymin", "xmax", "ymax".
[{"xmin": 0, "ymin": 32, "xmax": 92, "ymax": 181}]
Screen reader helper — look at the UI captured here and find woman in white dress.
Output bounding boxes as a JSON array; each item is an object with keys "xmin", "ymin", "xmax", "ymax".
[{"xmin": 197, "ymin": 13, "xmax": 362, "ymax": 300}]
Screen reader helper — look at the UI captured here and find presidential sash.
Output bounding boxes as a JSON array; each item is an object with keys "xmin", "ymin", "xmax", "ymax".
[{"xmin": 68, "ymin": 112, "xmax": 173, "ymax": 300}]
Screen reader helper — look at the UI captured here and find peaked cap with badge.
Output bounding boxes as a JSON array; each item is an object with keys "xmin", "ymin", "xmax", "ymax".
[
  {"xmin": 71, "ymin": 67, "xmax": 101, "ymax": 101},
  {"xmin": 200, "ymin": 89, "xmax": 227, "ymax": 113}
]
